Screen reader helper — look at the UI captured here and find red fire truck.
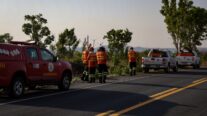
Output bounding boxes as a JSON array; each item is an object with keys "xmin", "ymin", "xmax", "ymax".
[{"xmin": 0, "ymin": 41, "xmax": 72, "ymax": 97}]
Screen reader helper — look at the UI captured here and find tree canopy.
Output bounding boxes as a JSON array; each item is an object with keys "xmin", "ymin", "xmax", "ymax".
[
  {"xmin": 0, "ymin": 33, "xmax": 13, "ymax": 43},
  {"xmin": 161, "ymin": 0, "xmax": 207, "ymax": 53},
  {"xmin": 104, "ymin": 29, "xmax": 132, "ymax": 55},
  {"xmin": 22, "ymin": 13, "xmax": 54, "ymax": 48},
  {"xmin": 104, "ymin": 28, "xmax": 132, "ymax": 66},
  {"xmin": 56, "ymin": 28, "xmax": 80, "ymax": 58}
]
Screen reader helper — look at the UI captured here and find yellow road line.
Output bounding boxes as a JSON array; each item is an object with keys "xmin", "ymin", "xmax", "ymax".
[
  {"xmin": 97, "ymin": 88, "xmax": 177, "ymax": 116},
  {"xmin": 96, "ymin": 110, "xmax": 115, "ymax": 116},
  {"xmin": 193, "ymin": 78, "xmax": 207, "ymax": 83},
  {"xmin": 155, "ymin": 79, "xmax": 207, "ymax": 99},
  {"xmin": 109, "ymin": 79, "xmax": 207, "ymax": 116},
  {"xmin": 150, "ymin": 88, "xmax": 178, "ymax": 98}
]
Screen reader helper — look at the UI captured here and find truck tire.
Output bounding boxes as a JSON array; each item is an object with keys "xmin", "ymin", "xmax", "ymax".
[
  {"xmin": 7, "ymin": 76, "xmax": 25, "ymax": 97},
  {"xmin": 58, "ymin": 72, "xmax": 71, "ymax": 91}
]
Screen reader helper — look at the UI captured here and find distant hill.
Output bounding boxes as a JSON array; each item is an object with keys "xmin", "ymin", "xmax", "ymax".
[
  {"xmin": 133, "ymin": 47, "xmax": 176, "ymax": 52},
  {"xmin": 130, "ymin": 47, "xmax": 207, "ymax": 53},
  {"xmin": 198, "ymin": 47, "xmax": 207, "ymax": 53},
  {"xmin": 133, "ymin": 47, "xmax": 147, "ymax": 52},
  {"xmin": 76, "ymin": 46, "xmax": 207, "ymax": 53}
]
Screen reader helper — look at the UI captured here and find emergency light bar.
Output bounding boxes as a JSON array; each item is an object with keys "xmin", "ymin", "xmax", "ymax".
[{"xmin": 9, "ymin": 41, "xmax": 36, "ymax": 46}]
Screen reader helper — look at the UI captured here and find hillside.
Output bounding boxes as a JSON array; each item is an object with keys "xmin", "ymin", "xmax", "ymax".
[{"xmin": 76, "ymin": 46, "xmax": 207, "ymax": 53}]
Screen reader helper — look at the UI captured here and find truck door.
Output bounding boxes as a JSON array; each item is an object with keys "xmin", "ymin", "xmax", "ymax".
[
  {"xmin": 26, "ymin": 48, "xmax": 42, "ymax": 82},
  {"xmin": 40, "ymin": 49, "xmax": 60, "ymax": 82}
]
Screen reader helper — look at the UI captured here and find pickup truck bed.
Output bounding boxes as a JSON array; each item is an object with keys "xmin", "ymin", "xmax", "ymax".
[
  {"xmin": 141, "ymin": 49, "xmax": 178, "ymax": 73},
  {"xmin": 176, "ymin": 52, "xmax": 200, "ymax": 69}
]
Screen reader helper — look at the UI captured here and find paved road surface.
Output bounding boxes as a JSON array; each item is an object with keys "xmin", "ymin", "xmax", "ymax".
[{"xmin": 0, "ymin": 68, "xmax": 207, "ymax": 116}]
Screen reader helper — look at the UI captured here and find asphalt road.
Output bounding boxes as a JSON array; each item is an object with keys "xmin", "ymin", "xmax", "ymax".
[{"xmin": 1, "ymin": 68, "xmax": 207, "ymax": 116}]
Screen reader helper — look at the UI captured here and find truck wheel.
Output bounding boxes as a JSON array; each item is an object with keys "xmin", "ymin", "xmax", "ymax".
[
  {"xmin": 7, "ymin": 77, "xmax": 25, "ymax": 97},
  {"xmin": 58, "ymin": 72, "xmax": 71, "ymax": 91}
]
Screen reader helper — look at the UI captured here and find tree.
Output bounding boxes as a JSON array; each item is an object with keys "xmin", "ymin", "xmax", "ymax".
[
  {"xmin": 161, "ymin": 0, "xmax": 179, "ymax": 53},
  {"xmin": 161, "ymin": 0, "xmax": 207, "ymax": 53},
  {"xmin": 82, "ymin": 35, "xmax": 89, "ymax": 51},
  {"xmin": 22, "ymin": 13, "xmax": 54, "ymax": 48},
  {"xmin": 49, "ymin": 44, "xmax": 57, "ymax": 53},
  {"xmin": 183, "ymin": 7, "xmax": 207, "ymax": 52},
  {"xmin": 104, "ymin": 29, "xmax": 132, "ymax": 56},
  {"xmin": 104, "ymin": 29, "xmax": 132, "ymax": 65},
  {"xmin": 56, "ymin": 28, "xmax": 80, "ymax": 58},
  {"xmin": 0, "ymin": 33, "xmax": 13, "ymax": 43}
]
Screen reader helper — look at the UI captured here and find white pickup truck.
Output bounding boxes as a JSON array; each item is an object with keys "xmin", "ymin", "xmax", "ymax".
[
  {"xmin": 141, "ymin": 49, "xmax": 178, "ymax": 73},
  {"xmin": 176, "ymin": 51, "xmax": 200, "ymax": 69}
]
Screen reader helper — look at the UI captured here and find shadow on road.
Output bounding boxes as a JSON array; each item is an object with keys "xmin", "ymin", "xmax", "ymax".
[
  {"xmin": 144, "ymin": 68, "xmax": 207, "ymax": 76},
  {"xmin": 175, "ymin": 68, "xmax": 207, "ymax": 76},
  {"xmin": 0, "ymin": 68, "xmax": 205, "ymax": 115},
  {"xmin": 0, "ymin": 88, "xmax": 193, "ymax": 116}
]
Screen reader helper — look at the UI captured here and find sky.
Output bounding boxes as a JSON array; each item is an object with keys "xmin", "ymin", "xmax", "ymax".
[{"xmin": 0, "ymin": 0, "xmax": 207, "ymax": 48}]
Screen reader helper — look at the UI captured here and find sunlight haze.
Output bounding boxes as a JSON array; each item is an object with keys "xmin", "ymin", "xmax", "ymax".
[{"xmin": 0, "ymin": 0, "xmax": 207, "ymax": 48}]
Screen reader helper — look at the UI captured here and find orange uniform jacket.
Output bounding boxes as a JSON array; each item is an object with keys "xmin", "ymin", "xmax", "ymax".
[
  {"xmin": 96, "ymin": 51, "xmax": 107, "ymax": 64},
  {"xmin": 87, "ymin": 52, "xmax": 97, "ymax": 68},
  {"xmin": 128, "ymin": 50, "xmax": 137, "ymax": 62},
  {"xmin": 82, "ymin": 50, "xmax": 89, "ymax": 64}
]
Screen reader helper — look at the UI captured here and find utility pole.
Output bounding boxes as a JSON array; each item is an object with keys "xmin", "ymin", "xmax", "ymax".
[{"xmin": 93, "ymin": 39, "xmax": 95, "ymax": 47}]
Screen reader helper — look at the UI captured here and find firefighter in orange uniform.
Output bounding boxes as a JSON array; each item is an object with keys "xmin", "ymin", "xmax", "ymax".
[
  {"xmin": 87, "ymin": 47, "xmax": 97, "ymax": 83},
  {"xmin": 81, "ymin": 47, "xmax": 89, "ymax": 81},
  {"xmin": 96, "ymin": 47, "xmax": 108, "ymax": 83},
  {"xmin": 128, "ymin": 47, "xmax": 137, "ymax": 76}
]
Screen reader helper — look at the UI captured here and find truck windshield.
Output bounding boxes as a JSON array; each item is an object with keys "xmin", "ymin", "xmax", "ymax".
[
  {"xmin": 149, "ymin": 50, "xmax": 167, "ymax": 57},
  {"xmin": 41, "ymin": 49, "xmax": 54, "ymax": 62}
]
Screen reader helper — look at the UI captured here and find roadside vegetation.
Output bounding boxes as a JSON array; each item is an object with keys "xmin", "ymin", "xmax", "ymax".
[{"xmin": 0, "ymin": 0, "xmax": 207, "ymax": 76}]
